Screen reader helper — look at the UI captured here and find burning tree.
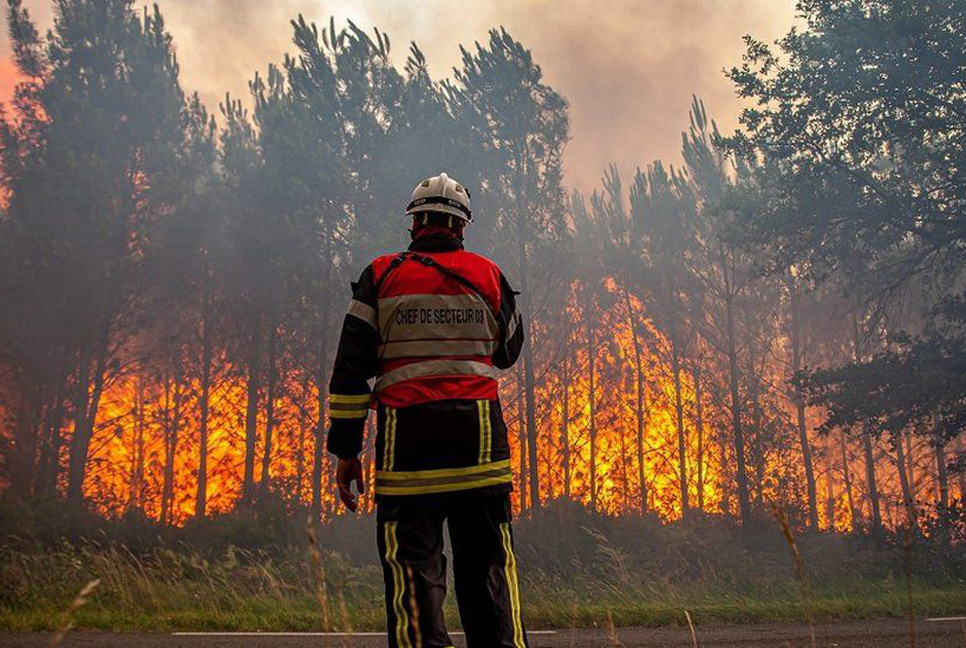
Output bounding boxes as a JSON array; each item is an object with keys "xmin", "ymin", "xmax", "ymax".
[{"xmin": 0, "ymin": 0, "xmax": 962, "ymax": 536}]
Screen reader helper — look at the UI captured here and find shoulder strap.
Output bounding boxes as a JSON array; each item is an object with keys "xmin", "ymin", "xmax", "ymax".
[
  {"xmin": 373, "ymin": 253, "xmax": 409, "ymax": 294},
  {"xmin": 373, "ymin": 251, "xmax": 490, "ymax": 303}
]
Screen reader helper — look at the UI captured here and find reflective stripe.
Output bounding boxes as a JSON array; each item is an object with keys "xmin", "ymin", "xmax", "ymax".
[
  {"xmin": 331, "ymin": 408, "xmax": 368, "ymax": 419},
  {"xmin": 383, "ymin": 408, "xmax": 397, "ymax": 471},
  {"xmin": 331, "ymin": 394, "xmax": 371, "ymax": 405},
  {"xmin": 507, "ymin": 310, "xmax": 522, "ymax": 340},
  {"xmin": 500, "ymin": 522, "xmax": 526, "ymax": 648},
  {"xmin": 384, "ymin": 522, "xmax": 411, "ymax": 648},
  {"xmin": 375, "ymin": 359, "xmax": 502, "ymax": 391},
  {"xmin": 375, "ymin": 459, "xmax": 512, "ymax": 495},
  {"xmin": 378, "ymin": 459, "xmax": 511, "ymax": 481},
  {"xmin": 478, "ymin": 400, "xmax": 492, "ymax": 464},
  {"xmin": 378, "ymin": 339, "xmax": 497, "ymax": 359},
  {"xmin": 330, "ymin": 396, "xmax": 370, "ymax": 418},
  {"xmin": 378, "ymin": 293, "xmax": 498, "ymax": 342},
  {"xmin": 376, "ymin": 474, "xmax": 513, "ymax": 496},
  {"xmin": 330, "ymin": 401, "xmax": 368, "ymax": 412},
  {"xmin": 347, "ymin": 300, "xmax": 377, "ymax": 328}
]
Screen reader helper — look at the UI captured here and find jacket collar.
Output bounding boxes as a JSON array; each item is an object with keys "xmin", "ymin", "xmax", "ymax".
[{"xmin": 408, "ymin": 233, "xmax": 464, "ymax": 252}]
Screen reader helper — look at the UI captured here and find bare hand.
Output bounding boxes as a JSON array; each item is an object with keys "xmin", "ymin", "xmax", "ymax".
[{"xmin": 336, "ymin": 457, "xmax": 365, "ymax": 512}]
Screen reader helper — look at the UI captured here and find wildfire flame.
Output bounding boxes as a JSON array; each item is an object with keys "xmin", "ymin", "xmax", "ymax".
[{"xmin": 27, "ymin": 275, "xmax": 944, "ymax": 528}]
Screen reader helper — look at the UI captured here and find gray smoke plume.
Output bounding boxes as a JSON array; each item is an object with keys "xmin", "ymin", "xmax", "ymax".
[{"xmin": 1, "ymin": 0, "xmax": 796, "ymax": 189}]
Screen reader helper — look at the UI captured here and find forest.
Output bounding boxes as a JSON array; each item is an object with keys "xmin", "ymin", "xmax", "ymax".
[{"xmin": 1, "ymin": 0, "xmax": 965, "ymax": 635}]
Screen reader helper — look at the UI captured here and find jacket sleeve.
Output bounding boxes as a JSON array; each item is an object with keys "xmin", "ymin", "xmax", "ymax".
[
  {"xmin": 492, "ymin": 271, "xmax": 524, "ymax": 370},
  {"xmin": 326, "ymin": 265, "xmax": 379, "ymax": 459}
]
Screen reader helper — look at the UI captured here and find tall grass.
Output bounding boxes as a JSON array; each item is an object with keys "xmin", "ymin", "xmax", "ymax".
[{"xmin": 1, "ymin": 498, "xmax": 965, "ymax": 631}]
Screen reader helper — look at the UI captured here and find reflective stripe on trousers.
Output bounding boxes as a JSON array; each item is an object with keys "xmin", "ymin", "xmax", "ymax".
[
  {"xmin": 376, "ymin": 459, "xmax": 512, "ymax": 496},
  {"xmin": 383, "ymin": 521, "xmax": 412, "ymax": 648},
  {"xmin": 377, "ymin": 492, "xmax": 528, "ymax": 648}
]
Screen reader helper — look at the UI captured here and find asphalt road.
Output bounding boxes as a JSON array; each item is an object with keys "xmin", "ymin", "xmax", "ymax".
[{"xmin": 2, "ymin": 618, "xmax": 964, "ymax": 647}]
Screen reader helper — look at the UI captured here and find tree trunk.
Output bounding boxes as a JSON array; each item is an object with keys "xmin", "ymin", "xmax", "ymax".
[
  {"xmin": 894, "ymin": 432, "xmax": 917, "ymax": 527},
  {"xmin": 721, "ymin": 247, "xmax": 751, "ymax": 526},
  {"xmin": 934, "ymin": 435, "xmax": 948, "ymax": 510},
  {"xmin": 9, "ymin": 388, "xmax": 29, "ymax": 499},
  {"xmin": 587, "ymin": 311, "xmax": 598, "ymax": 512},
  {"xmin": 851, "ymin": 314, "xmax": 882, "ymax": 535},
  {"xmin": 839, "ymin": 431, "xmax": 857, "ymax": 528},
  {"xmin": 670, "ymin": 330, "xmax": 690, "ymax": 516},
  {"xmin": 195, "ymin": 286, "xmax": 213, "ymax": 519},
  {"xmin": 861, "ymin": 424, "xmax": 883, "ymax": 533},
  {"xmin": 905, "ymin": 431, "xmax": 916, "ymax": 504},
  {"xmin": 519, "ymin": 292, "xmax": 540, "ymax": 509},
  {"xmin": 67, "ymin": 327, "xmax": 109, "ymax": 503},
  {"xmin": 311, "ymin": 330, "xmax": 329, "ymax": 523},
  {"xmin": 515, "ymin": 362, "xmax": 528, "ymax": 511},
  {"xmin": 260, "ymin": 322, "xmax": 278, "ymax": 491},
  {"xmin": 561, "ymin": 352, "xmax": 571, "ymax": 502},
  {"xmin": 161, "ymin": 376, "xmax": 172, "ymax": 524},
  {"xmin": 66, "ymin": 350, "xmax": 91, "ymax": 503},
  {"xmin": 623, "ymin": 292, "xmax": 649, "ymax": 515},
  {"xmin": 719, "ymin": 423, "xmax": 732, "ymax": 515},
  {"xmin": 514, "ymin": 148, "xmax": 540, "ymax": 510},
  {"xmin": 11, "ymin": 379, "xmax": 41, "ymax": 499},
  {"xmin": 295, "ymin": 409, "xmax": 307, "ymax": 505},
  {"xmin": 242, "ymin": 309, "xmax": 263, "ymax": 504},
  {"xmin": 311, "ymin": 228, "xmax": 333, "ymax": 523},
  {"xmin": 789, "ymin": 283, "xmax": 819, "ymax": 528},
  {"xmin": 39, "ymin": 359, "xmax": 68, "ymax": 497},
  {"xmin": 161, "ymin": 375, "xmax": 184, "ymax": 526},
  {"xmin": 694, "ymin": 367, "xmax": 705, "ymax": 512},
  {"xmin": 619, "ymin": 410, "xmax": 630, "ymax": 511},
  {"xmin": 131, "ymin": 379, "xmax": 145, "ymax": 511},
  {"xmin": 749, "ymin": 352, "xmax": 765, "ymax": 509},
  {"xmin": 825, "ymin": 435, "xmax": 836, "ymax": 529},
  {"xmin": 26, "ymin": 385, "xmax": 44, "ymax": 496}
]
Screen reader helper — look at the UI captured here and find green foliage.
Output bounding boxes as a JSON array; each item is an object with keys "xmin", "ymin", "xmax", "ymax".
[
  {"xmin": 0, "ymin": 5, "xmax": 571, "ymax": 520},
  {"xmin": 727, "ymin": 0, "xmax": 966, "ymax": 495},
  {"xmin": 727, "ymin": 0, "xmax": 966, "ymax": 292}
]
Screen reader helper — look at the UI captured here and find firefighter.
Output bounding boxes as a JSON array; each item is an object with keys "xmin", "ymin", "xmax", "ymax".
[{"xmin": 327, "ymin": 172, "xmax": 528, "ymax": 648}]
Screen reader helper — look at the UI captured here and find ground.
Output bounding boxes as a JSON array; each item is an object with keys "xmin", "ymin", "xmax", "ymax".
[{"xmin": 1, "ymin": 618, "xmax": 963, "ymax": 647}]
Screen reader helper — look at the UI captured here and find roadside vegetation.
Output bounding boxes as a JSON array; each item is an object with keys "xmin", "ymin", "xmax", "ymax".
[{"xmin": 2, "ymin": 498, "xmax": 964, "ymax": 631}]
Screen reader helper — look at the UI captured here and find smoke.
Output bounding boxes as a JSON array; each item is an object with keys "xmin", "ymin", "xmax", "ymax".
[{"xmin": 1, "ymin": 0, "xmax": 796, "ymax": 189}]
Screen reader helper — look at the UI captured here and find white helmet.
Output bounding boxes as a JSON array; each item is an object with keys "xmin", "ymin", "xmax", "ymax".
[{"xmin": 406, "ymin": 172, "xmax": 472, "ymax": 224}]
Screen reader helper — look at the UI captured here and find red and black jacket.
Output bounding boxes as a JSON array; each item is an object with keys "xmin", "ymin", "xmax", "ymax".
[{"xmin": 326, "ymin": 233, "xmax": 524, "ymax": 496}]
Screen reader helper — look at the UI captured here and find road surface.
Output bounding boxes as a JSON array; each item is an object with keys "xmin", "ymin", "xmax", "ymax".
[{"xmin": 1, "ymin": 618, "xmax": 963, "ymax": 647}]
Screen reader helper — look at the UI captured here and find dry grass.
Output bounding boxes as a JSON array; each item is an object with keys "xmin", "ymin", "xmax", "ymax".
[
  {"xmin": 306, "ymin": 516, "xmax": 331, "ymax": 631},
  {"xmin": 2, "ymin": 507, "xmax": 966, "ymax": 634},
  {"xmin": 684, "ymin": 609, "xmax": 698, "ymax": 647},
  {"xmin": 47, "ymin": 579, "xmax": 99, "ymax": 647},
  {"xmin": 770, "ymin": 501, "xmax": 816, "ymax": 648}
]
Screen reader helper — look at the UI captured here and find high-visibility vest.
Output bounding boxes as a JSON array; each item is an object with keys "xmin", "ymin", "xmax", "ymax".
[
  {"xmin": 363, "ymin": 250, "xmax": 506, "ymax": 407},
  {"xmin": 327, "ymin": 236, "xmax": 524, "ymax": 496}
]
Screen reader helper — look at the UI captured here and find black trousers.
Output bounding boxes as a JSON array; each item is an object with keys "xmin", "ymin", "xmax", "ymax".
[{"xmin": 376, "ymin": 491, "xmax": 529, "ymax": 648}]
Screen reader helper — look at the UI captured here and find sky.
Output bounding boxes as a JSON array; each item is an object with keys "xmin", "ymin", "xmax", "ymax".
[{"xmin": 0, "ymin": 0, "xmax": 797, "ymax": 190}]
